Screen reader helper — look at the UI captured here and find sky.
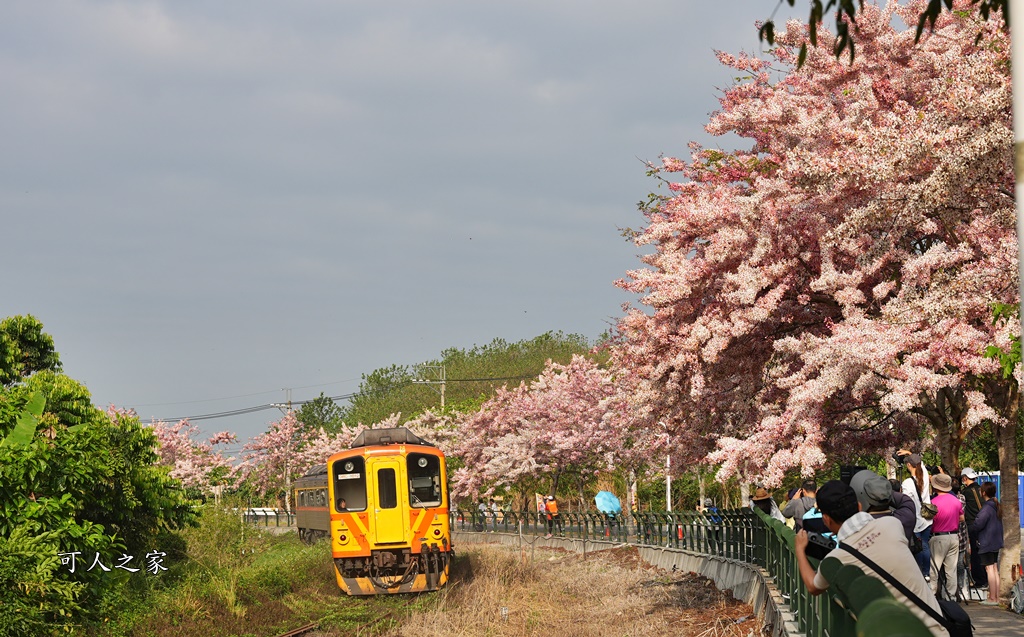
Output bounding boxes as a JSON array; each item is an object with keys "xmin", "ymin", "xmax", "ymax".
[{"xmin": 3, "ymin": 0, "xmax": 804, "ymax": 447}]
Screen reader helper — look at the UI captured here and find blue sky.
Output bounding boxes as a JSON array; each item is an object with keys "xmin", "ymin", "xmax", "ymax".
[{"xmin": 3, "ymin": 0, "xmax": 803, "ymax": 446}]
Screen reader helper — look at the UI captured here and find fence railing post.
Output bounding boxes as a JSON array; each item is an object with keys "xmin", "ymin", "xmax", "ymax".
[{"xmin": 450, "ymin": 506, "xmax": 864, "ymax": 637}]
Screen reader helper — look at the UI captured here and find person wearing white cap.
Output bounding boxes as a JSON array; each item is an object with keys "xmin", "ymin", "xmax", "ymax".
[{"xmin": 959, "ymin": 467, "xmax": 987, "ymax": 587}]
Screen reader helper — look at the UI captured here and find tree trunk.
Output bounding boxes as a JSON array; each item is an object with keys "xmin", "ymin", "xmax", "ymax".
[
  {"xmin": 628, "ymin": 470, "xmax": 638, "ymax": 514},
  {"xmin": 738, "ymin": 480, "xmax": 750, "ymax": 509},
  {"xmin": 285, "ymin": 455, "xmax": 292, "ymax": 514},
  {"xmin": 917, "ymin": 388, "xmax": 967, "ymax": 475},
  {"xmin": 697, "ymin": 468, "xmax": 707, "ymax": 509},
  {"xmin": 996, "ymin": 418, "xmax": 1021, "ymax": 599},
  {"xmin": 550, "ymin": 466, "xmax": 562, "ymax": 497}
]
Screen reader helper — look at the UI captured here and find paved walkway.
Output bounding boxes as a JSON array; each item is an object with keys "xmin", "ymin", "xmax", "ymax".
[{"xmin": 963, "ymin": 602, "xmax": 1023, "ymax": 636}]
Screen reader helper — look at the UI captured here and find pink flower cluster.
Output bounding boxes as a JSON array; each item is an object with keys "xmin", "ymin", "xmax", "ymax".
[{"xmin": 614, "ymin": 0, "xmax": 1017, "ymax": 485}]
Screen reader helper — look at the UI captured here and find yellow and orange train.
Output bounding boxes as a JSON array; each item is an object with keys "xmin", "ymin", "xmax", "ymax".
[{"xmin": 292, "ymin": 427, "xmax": 451, "ymax": 595}]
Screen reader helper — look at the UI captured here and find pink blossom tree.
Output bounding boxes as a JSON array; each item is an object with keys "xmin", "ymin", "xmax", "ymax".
[
  {"xmin": 146, "ymin": 414, "xmax": 237, "ymax": 495},
  {"xmin": 614, "ymin": 1, "xmax": 1018, "ymax": 587},
  {"xmin": 450, "ymin": 355, "xmax": 637, "ymax": 506},
  {"xmin": 237, "ymin": 408, "xmax": 461, "ymax": 511},
  {"xmin": 236, "ymin": 412, "xmax": 311, "ymax": 511}
]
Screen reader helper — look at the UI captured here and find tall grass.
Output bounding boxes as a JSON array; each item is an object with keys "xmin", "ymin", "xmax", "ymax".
[
  {"xmin": 389, "ymin": 544, "xmax": 752, "ymax": 637},
  {"xmin": 92, "ymin": 514, "xmax": 750, "ymax": 637},
  {"xmin": 89, "ymin": 506, "xmax": 393, "ymax": 637}
]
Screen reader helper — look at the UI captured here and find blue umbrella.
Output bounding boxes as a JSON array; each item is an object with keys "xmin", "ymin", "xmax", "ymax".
[{"xmin": 594, "ymin": 491, "xmax": 622, "ymax": 515}]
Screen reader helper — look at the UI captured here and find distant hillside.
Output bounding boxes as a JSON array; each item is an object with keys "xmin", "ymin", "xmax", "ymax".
[{"xmin": 327, "ymin": 331, "xmax": 602, "ymax": 428}]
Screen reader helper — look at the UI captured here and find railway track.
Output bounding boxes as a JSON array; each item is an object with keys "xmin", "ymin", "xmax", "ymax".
[
  {"xmin": 275, "ymin": 622, "xmax": 319, "ymax": 637},
  {"xmin": 274, "ymin": 584, "xmax": 448, "ymax": 637}
]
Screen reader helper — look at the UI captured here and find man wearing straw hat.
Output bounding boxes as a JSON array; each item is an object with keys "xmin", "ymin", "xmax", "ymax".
[{"xmin": 928, "ymin": 473, "xmax": 964, "ymax": 601}]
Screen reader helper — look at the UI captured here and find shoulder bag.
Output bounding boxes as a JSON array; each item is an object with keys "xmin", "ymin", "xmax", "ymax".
[{"xmin": 839, "ymin": 541, "xmax": 972, "ymax": 637}]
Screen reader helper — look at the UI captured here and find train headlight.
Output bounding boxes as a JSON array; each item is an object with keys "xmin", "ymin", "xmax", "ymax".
[
  {"xmin": 344, "ymin": 461, "xmax": 354, "ymax": 472},
  {"xmin": 418, "ymin": 457, "xmax": 428, "ymax": 468}
]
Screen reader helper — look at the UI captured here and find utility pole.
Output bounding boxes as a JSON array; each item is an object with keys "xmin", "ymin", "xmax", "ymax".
[
  {"xmin": 412, "ymin": 364, "xmax": 446, "ymax": 409},
  {"xmin": 665, "ymin": 455, "xmax": 672, "ymax": 512},
  {"xmin": 272, "ymin": 389, "xmax": 295, "ymax": 515},
  {"xmin": 1009, "ymin": 0, "xmax": 1024, "ymax": 597}
]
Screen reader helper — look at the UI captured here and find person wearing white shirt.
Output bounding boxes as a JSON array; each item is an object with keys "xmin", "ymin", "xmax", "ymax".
[{"xmin": 900, "ymin": 451, "xmax": 933, "ymax": 581}]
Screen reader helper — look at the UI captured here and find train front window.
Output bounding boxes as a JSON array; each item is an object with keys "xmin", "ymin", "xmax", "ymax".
[
  {"xmin": 377, "ymin": 468, "xmax": 398, "ymax": 509},
  {"xmin": 407, "ymin": 453, "xmax": 442, "ymax": 507},
  {"xmin": 332, "ymin": 456, "xmax": 366, "ymax": 511}
]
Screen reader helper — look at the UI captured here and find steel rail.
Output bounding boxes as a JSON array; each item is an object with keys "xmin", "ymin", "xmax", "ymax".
[{"xmin": 274, "ymin": 621, "xmax": 319, "ymax": 637}]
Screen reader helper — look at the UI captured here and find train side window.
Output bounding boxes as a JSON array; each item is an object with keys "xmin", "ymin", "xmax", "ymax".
[
  {"xmin": 332, "ymin": 456, "xmax": 367, "ymax": 511},
  {"xmin": 299, "ymin": 491, "xmax": 306, "ymax": 507},
  {"xmin": 407, "ymin": 453, "xmax": 442, "ymax": 508}
]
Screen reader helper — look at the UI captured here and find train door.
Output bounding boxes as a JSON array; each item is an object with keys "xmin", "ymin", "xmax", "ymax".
[{"xmin": 371, "ymin": 459, "xmax": 405, "ymax": 543}]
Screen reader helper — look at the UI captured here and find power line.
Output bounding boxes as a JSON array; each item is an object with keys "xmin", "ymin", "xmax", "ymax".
[
  {"xmin": 152, "ymin": 392, "xmax": 361, "ymax": 423},
  {"xmin": 128, "ymin": 377, "xmax": 364, "ymax": 408},
  {"xmin": 153, "ymin": 404, "xmax": 278, "ymax": 423},
  {"xmin": 147, "ymin": 374, "xmax": 537, "ymax": 423},
  {"xmin": 445, "ymin": 374, "xmax": 536, "ymax": 382}
]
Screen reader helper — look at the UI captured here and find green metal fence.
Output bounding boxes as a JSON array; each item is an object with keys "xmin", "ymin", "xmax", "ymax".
[{"xmin": 452, "ymin": 507, "xmax": 868, "ymax": 637}]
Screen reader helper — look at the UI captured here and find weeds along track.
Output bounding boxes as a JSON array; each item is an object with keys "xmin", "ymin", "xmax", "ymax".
[{"xmin": 350, "ymin": 591, "xmax": 438, "ymax": 636}]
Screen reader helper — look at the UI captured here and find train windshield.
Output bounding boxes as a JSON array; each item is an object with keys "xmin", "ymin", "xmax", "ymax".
[
  {"xmin": 407, "ymin": 453, "xmax": 442, "ymax": 508},
  {"xmin": 332, "ymin": 456, "xmax": 367, "ymax": 512},
  {"xmin": 377, "ymin": 468, "xmax": 398, "ymax": 509}
]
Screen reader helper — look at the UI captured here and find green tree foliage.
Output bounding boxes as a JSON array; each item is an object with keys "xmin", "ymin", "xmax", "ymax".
[
  {"xmin": 0, "ymin": 316, "xmax": 195, "ymax": 635},
  {"xmin": 294, "ymin": 391, "xmax": 345, "ymax": 432},
  {"xmin": 0, "ymin": 314, "xmax": 61, "ymax": 386},
  {"xmin": 337, "ymin": 332, "xmax": 596, "ymax": 427},
  {"xmin": 760, "ymin": 0, "xmax": 1007, "ymax": 66},
  {"xmin": 0, "ymin": 526, "xmax": 85, "ymax": 635}
]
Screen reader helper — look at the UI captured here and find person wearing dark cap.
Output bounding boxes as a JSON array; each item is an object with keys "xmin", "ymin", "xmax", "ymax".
[
  {"xmin": 782, "ymin": 479, "xmax": 817, "ymax": 531},
  {"xmin": 959, "ymin": 467, "xmax": 987, "ymax": 587},
  {"xmin": 849, "ymin": 469, "xmax": 916, "ymax": 543},
  {"xmin": 928, "ymin": 474, "xmax": 964, "ymax": 601},
  {"xmin": 794, "ymin": 480, "xmax": 948, "ymax": 637}
]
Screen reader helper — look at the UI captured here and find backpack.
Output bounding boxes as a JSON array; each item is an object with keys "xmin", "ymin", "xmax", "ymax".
[{"xmin": 1011, "ymin": 577, "xmax": 1024, "ymax": 614}]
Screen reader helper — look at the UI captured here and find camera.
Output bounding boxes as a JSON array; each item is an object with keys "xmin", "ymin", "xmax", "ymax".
[
  {"xmin": 840, "ymin": 465, "xmax": 867, "ymax": 486},
  {"xmin": 893, "ymin": 450, "xmax": 910, "ymax": 465},
  {"xmin": 805, "ymin": 531, "xmax": 838, "ymax": 560}
]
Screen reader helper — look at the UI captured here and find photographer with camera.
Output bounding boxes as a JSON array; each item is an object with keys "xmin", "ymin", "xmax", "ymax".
[
  {"xmin": 850, "ymin": 469, "xmax": 917, "ymax": 544},
  {"xmin": 959, "ymin": 467, "xmax": 987, "ymax": 587},
  {"xmin": 795, "ymin": 480, "xmax": 948, "ymax": 637},
  {"xmin": 782, "ymin": 479, "xmax": 817, "ymax": 531},
  {"xmin": 898, "ymin": 450, "xmax": 935, "ymax": 581},
  {"xmin": 928, "ymin": 474, "xmax": 964, "ymax": 601}
]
